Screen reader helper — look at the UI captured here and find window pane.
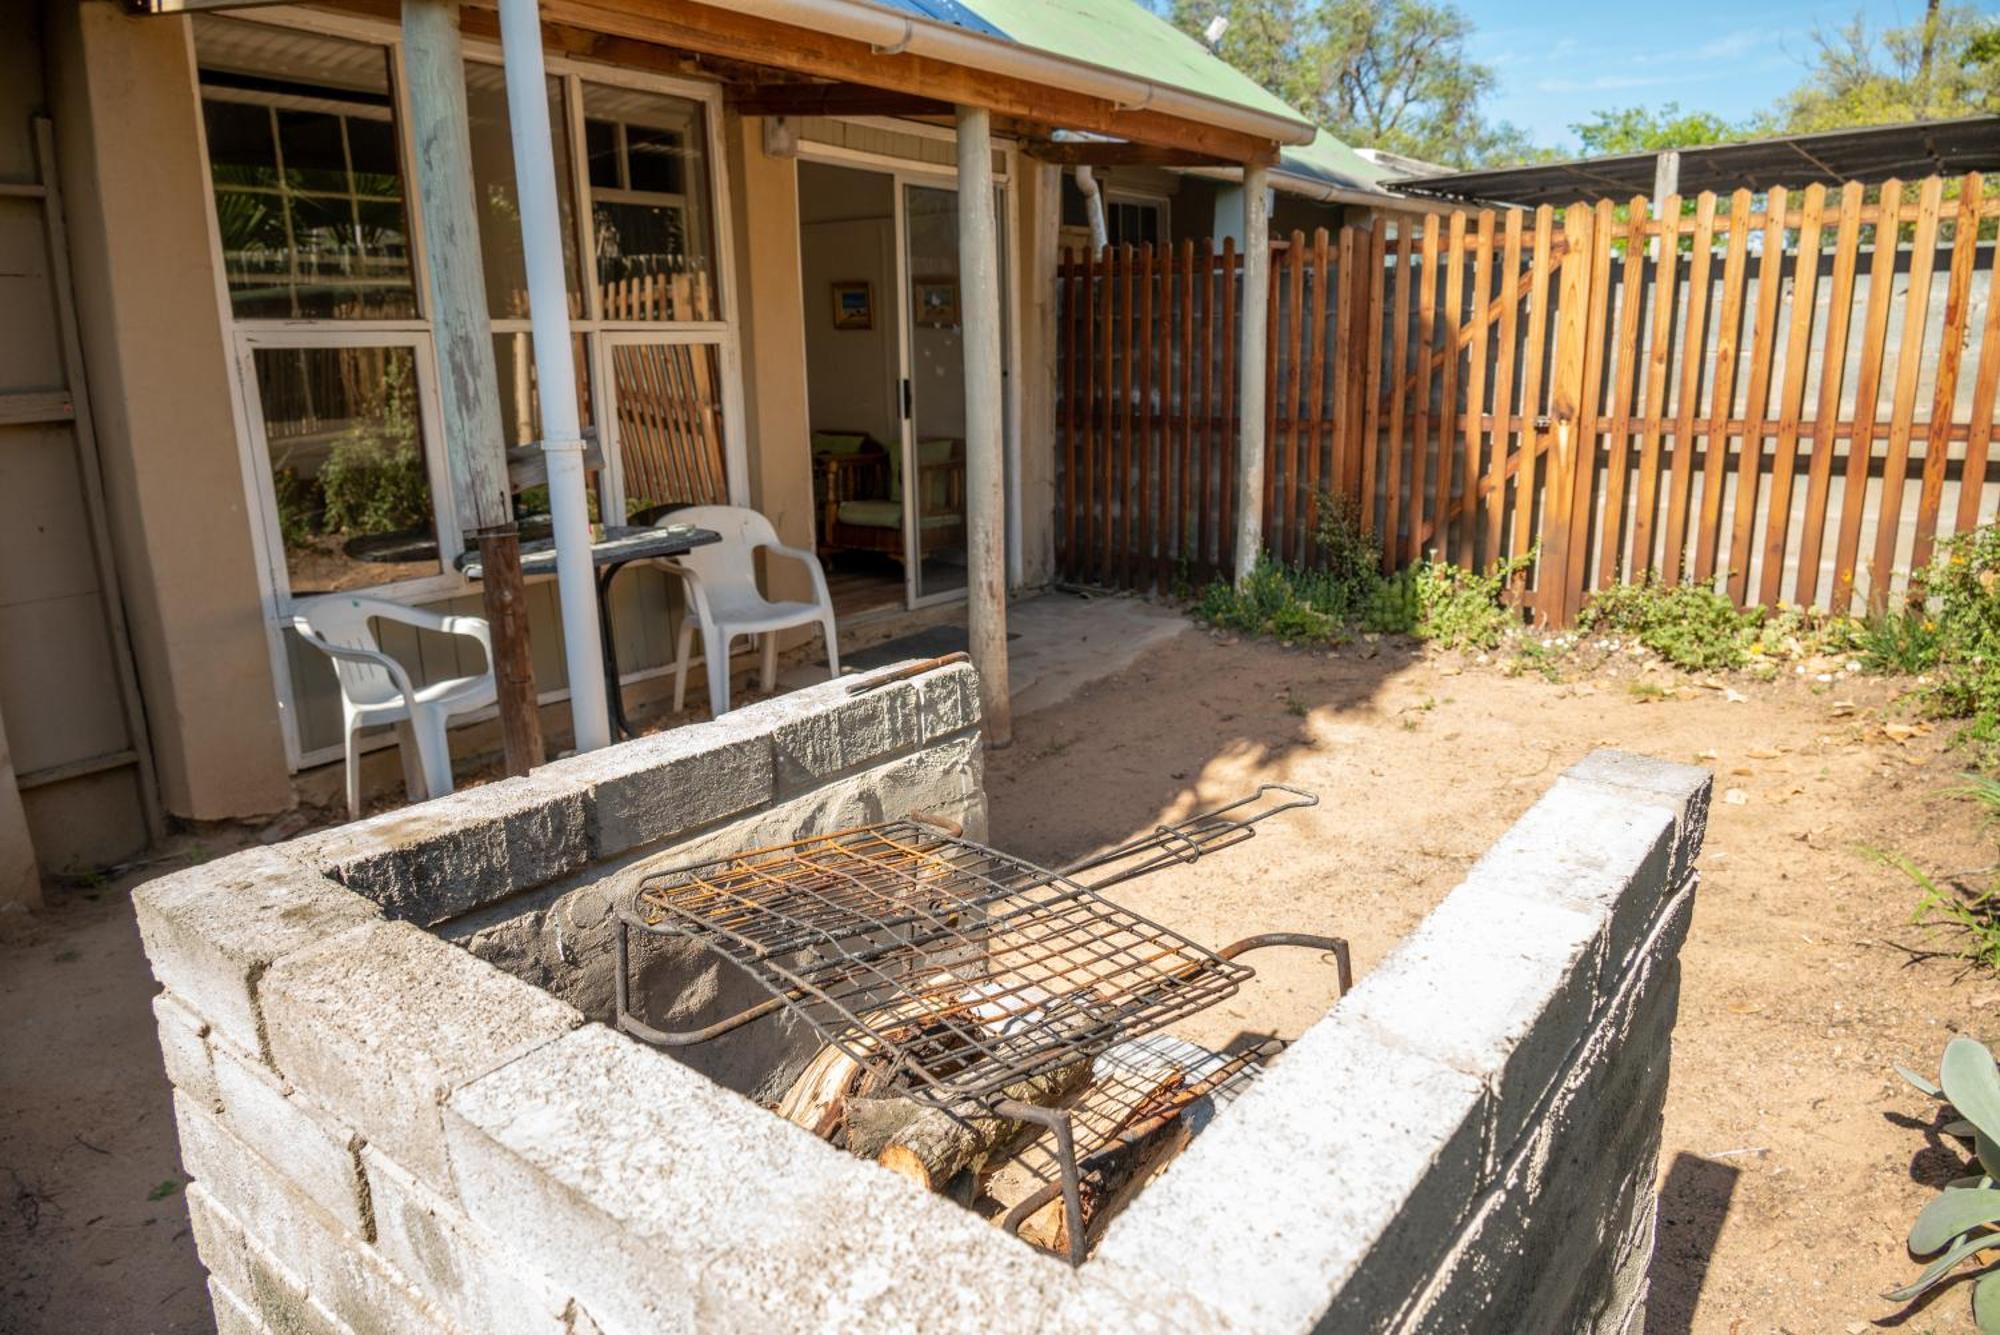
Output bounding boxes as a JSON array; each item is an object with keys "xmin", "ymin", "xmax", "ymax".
[
  {"xmin": 492, "ymin": 330, "xmax": 600, "ymax": 531},
  {"xmin": 610, "ymin": 342, "xmax": 728, "ymax": 517},
  {"xmin": 195, "ymin": 16, "xmax": 417, "ymax": 320},
  {"xmin": 582, "ymin": 84, "xmax": 718, "ymax": 321},
  {"xmin": 254, "ymin": 346, "xmax": 441, "ymax": 594},
  {"xmin": 466, "ymin": 63, "xmax": 580, "ymax": 320}
]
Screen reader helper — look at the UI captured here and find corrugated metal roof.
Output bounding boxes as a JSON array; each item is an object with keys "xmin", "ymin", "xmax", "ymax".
[{"xmin": 1394, "ymin": 115, "xmax": 2000, "ymax": 207}]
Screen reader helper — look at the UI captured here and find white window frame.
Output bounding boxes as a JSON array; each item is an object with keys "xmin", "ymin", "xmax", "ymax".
[
  {"xmin": 1103, "ymin": 187, "xmax": 1171, "ymax": 248},
  {"xmin": 185, "ymin": 5, "xmax": 747, "ymax": 771}
]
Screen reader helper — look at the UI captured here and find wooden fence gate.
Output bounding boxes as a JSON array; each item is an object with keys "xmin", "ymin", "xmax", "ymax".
[{"xmin": 1055, "ymin": 173, "xmax": 2000, "ymax": 623}]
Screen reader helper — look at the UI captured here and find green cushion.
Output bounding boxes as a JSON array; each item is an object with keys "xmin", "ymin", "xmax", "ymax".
[
  {"xmin": 812, "ymin": 431, "xmax": 869, "ymax": 456},
  {"xmin": 887, "ymin": 437, "xmax": 960, "ymax": 504},
  {"xmin": 836, "ymin": 499, "xmax": 958, "ymax": 530}
]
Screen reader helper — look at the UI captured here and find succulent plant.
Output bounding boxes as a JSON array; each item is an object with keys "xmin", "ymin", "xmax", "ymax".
[{"xmin": 1887, "ymin": 1037, "xmax": 2000, "ymax": 1331}]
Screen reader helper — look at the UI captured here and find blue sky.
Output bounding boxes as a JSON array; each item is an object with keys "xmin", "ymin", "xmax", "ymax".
[{"xmin": 1452, "ymin": 0, "xmax": 1988, "ymax": 151}]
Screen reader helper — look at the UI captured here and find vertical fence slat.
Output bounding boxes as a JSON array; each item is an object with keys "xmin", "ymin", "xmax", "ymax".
[
  {"xmin": 1139, "ymin": 241, "xmax": 1156, "ymax": 589},
  {"xmin": 1910, "ymin": 177, "xmax": 1984, "ymax": 574},
  {"xmin": 1220, "ymin": 236, "xmax": 1239, "ymax": 575},
  {"xmin": 1831, "ymin": 183, "xmax": 1903, "ymax": 614},
  {"xmin": 1758, "ymin": 183, "xmax": 1828, "ymax": 606},
  {"xmin": 1176, "ymin": 238, "xmax": 1194, "ymax": 576},
  {"xmin": 1359, "ymin": 223, "xmax": 1387, "ymax": 547},
  {"xmin": 1663, "ymin": 192, "xmax": 1719, "ymax": 584},
  {"xmin": 1461, "ymin": 210, "xmax": 1495, "ymax": 567},
  {"xmin": 1081, "ymin": 243, "xmax": 1098, "ymax": 579},
  {"xmin": 1436, "ymin": 212, "xmax": 1468, "ymax": 566},
  {"xmin": 1568, "ymin": 198, "xmax": 1617, "ymax": 597},
  {"xmin": 1956, "ymin": 200, "xmax": 2000, "ymax": 536},
  {"xmin": 1411, "ymin": 218, "xmax": 1441, "ymax": 564},
  {"xmin": 1870, "ymin": 176, "xmax": 1946, "ymax": 610},
  {"xmin": 1305, "ymin": 228, "xmax": 1333, "ymax": 562},
  {"xmin": 1511, "ymin": 208, "xmax": 1556, "ymax": 577},
  {"xmin": 1196, "ymin": 239, "xmax": 1214, "ymax": 576},
  {"xmin": 1693, "ymin": 191, "xmax": 1752, "ymax": 586},
  {"xmin": 1794, "ymin": 182, "xmax": 1865, "ymax": 605},
  {"xmin": 1484, "ymin": 208, "xmax": 1524, "ymax": 571},
  {"xmin": 1060, "ymin": 247, "xmax": 1078, "ymax": 575},
  {"xmin": 1542, "ymin": 204, "xmax": 1594, "ymax": 622},
  {"xmin": 1727, "ymin": 186, "xmax": 1788, "ymax": 605},
  {"xmin": 1117, "ymin": 244, "xmax": 1135, "ymax": 586},
  {"xmin": 1385, "ymin": 221, "xmax": 1414, "ymax": 569},
  {"xmin": 1281, "ymin": 231, "xmax": 1306, "ymax": 562},
  {"xmin": 1599, "ymin": 199, "xmax": 1650, "ymax": 585},
  {"xmin": 1631, "ymin": 192, "xmax": 1682, "ymax": 580}
]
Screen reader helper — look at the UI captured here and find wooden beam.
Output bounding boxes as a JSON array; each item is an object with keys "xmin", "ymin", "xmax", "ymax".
[
  {"xmin": 728, "ymin": 83, "xmax": 948, "ymax": 118},
  {"xmin": 959, "ymin": 105, "xmax": 1012, "ymax": 747},
  {"xmin": 1022, "ymin": 139, "xmax": 1236, "ymax": 169},
  {"xmin": 462, "ymin": 0, "xmax": 1280, "ymax": 164}
]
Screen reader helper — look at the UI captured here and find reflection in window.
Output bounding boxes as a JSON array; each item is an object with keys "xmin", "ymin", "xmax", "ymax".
[
  {"xmin": 582, "ymin": 84, "xmax": 718, "ymax": 321},
  {"xmin": 465, "ymin": 63, "xmax": 580, "ymax": 320},
  {"xmin": 196, "ymin": 18, "xmax": 416, "ymax": 320},
  {"xmin": 492, "ymin": 331, "xmax": 601, "ymax": 533},
  {"xmin": 255, "ymin": 346, "xmax": 440, "ymax": 593},
  {"xmin": 611, "ymin": 342, "xmax": 728, "ymax": 517}
]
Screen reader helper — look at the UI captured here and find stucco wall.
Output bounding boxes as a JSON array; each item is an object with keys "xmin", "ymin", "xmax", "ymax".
[{"xmin": 46, "ymin": 1, "xmax": 290, "ymax": 822}]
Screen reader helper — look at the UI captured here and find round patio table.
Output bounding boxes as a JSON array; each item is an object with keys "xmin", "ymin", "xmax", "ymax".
[{"xmin": 457, "ymin": 522, "xmax": 721, "ymax": 740}]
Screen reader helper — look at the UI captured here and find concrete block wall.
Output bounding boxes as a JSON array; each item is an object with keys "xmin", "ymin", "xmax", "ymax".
[{"xmin": 134, "ymin": 661, "xmax": 1708, "ymax": 1334}]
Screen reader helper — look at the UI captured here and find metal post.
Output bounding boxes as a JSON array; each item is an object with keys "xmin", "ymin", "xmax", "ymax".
[
  {"xmin": 402, "ymin": 0, "xmax": 544, "ymax": 778},
  {"xmin": 495, "ymin": 0, "xmax": 609, "ymax": 752},
  {"xmin": 1233, "ymin": 163, "xmax": 1271, "ymax": 586},
  {"xmin": 957, "ymin": 106, "xmax": 1012, "ymax": 748},
  {"xmin": 1649, "ymin": 149, "xmax": 1680, "ymax": 261}
]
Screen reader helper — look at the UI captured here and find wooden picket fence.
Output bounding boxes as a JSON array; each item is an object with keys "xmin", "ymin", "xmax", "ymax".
[{"xmin": 1055, "ymin": 173, "xmax": 2000, "ymax": 623}]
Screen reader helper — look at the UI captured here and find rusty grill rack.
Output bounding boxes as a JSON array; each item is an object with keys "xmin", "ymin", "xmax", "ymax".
[{"xmin": 611, "ymin": 784, "xmax": 1345, "ymax": 1264}]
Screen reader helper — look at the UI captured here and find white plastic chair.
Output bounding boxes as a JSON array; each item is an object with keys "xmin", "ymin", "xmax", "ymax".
[
  {"xmin": 656, "ymin": 506, "xmax": 840, "ymax": 717},
  {"xmin": 291, "ymin": 595, "xmax": 498, "ymax": 819}
]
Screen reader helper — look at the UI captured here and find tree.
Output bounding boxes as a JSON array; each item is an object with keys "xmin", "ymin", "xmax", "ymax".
[
  {"xmin": 1166, "ymin": 0, "xmax": 1541, "ymax": 167},
  {"xmin": 1774, "ymin": 2, "xmax": 2000, "ymax": 132},
  {"xmin": 1569, "ymin": 104, "xmax": 1743, "ymax": 156}
]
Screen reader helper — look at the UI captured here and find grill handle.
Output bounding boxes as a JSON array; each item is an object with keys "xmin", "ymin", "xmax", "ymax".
[{"xmin": 1057, "ymin": 783, "xmax": 1319, "ymax": 891}]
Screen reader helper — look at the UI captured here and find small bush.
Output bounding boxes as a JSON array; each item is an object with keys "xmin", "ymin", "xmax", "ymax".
[
  {"xmin": 1361, "ymin": 566, "xmax": 1420, "ymax": 635},
  {"xmin": 1858, "ymin": 608, "xmax": 1943, "ymax": 675},
  {"xmin": 1579, "ymin": 577, "xmax": 1753, "ymax": 671},
  {"xmin": 1924, "ymin": 524, "xmax": 2000, "ymax": 739},
  {"xmin": 1414, "ymin": 556, "xmax": 1527, "ymax": 650},
  {"xmin": 1194, "ymin": 555, "xmax": 1345, "ymax": 645}
]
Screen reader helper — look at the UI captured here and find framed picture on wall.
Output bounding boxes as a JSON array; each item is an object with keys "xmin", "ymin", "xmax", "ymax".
[
  {"xmin": 831, "ymin": 281, "xmax": 873, "ymax": 331},
  {"xmin": 913, "ymin": 278, "xmax": 959, "ymax": 327}
]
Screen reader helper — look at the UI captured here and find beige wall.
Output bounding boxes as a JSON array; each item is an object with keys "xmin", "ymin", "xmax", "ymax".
[
  {"xmin": 0, "ymin": 703, "xmax": 39, "ymax": 909},
  {"xmin": 47, "ymin": 1, "xmax": 290, "ymax": 822},
  {"xmin": 724, "ymin": 113, "xmax": 817, "ymax": 612}
]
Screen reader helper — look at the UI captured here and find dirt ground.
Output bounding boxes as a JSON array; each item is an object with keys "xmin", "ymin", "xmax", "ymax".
[{"xmin": 3, "ymin": 610, "xmax": 1994, "ymax": 1333}]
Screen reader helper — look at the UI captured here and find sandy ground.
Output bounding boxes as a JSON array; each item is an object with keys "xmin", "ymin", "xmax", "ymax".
[{"xmin": 3, "ymin": 604, "xmax": 1995, "ymax": 1333}]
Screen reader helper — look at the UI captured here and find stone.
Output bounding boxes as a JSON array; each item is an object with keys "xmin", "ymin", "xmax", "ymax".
[
  {"xmin": 363, "ymin": 1146, "xmax": 571, "ymax": 1335},
  {"xmin": 1559, "ymin": 749, "xmax": 1713, "ymax": 884},
  {"xmin": 538, "ymin": 720, "xmax": 775, "ymax": 862},
  {"xmin": 209, "ymin": 1034, "xmax": 370, "ymax": 1236},
  {"xmin": 769, "ymin": 678, "xmax": 922, "ymax": 796},
  {"xmin": 153, "ymin": 990, "xmax": 219, "ymax": 1112},
  {"xmin": 261, "ymin": 920, "xmax": 583, "ymax": 1194},
  {"xmin": 445, "ymin": 1024, "xmax": 1081, "ymax": 1334},
  {"xmin": 134, "ymin": 848, "xmax": 379, "ymax": 1059},
  {"xmin": 287, "ymin": 772, "xmax": 591, "ymax": 926}
]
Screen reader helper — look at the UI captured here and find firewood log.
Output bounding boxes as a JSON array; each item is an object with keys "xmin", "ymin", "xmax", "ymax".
[
  {"xmin": 860, "ymin": 1057, "xmax": 1093, "ymax": 1191},
  {"xmin": 775, "ymin": 1045, "xmax": 871, "ymax": 1139}
]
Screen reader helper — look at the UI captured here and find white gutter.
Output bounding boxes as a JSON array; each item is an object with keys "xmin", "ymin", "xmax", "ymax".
[
  {"xmin": 1073, "ymin": 165, "xmax": 1109, "ymax": 251},
  {"xmin": 735, "ymin": 0, "xmax": 1317, "ymax": 149}
]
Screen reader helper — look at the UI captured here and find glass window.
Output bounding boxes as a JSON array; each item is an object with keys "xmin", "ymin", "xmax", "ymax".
[
  {"xmin": 465, "ymin": 63, "xmax": 580, "ymax": 320},
  {"xmin": 581, "ymin": 83, "xmax": 718, "ymax": 321},
  {"xmin": 195, "ymin": 18, "xmax": 417, "ymax": 320},
  {"xmin": 492, "ymin": 330, "xmax": 600, "ymax": 531},
  {"xmin": 253, "ymin": 345, "xmax": 441, "ymax": 593}
]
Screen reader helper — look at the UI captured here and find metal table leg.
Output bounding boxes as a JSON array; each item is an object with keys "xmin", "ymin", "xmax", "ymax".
[{"xmin": 596, "ymin": 560, "xmax": 634, "ymax": 741}]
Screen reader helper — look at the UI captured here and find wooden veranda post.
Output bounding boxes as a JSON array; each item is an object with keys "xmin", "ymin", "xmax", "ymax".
[
  {"xmin": 1233, "ymin": 164, "xmax": 1272, "ymax": 586},
  {"xmin": 957, "ymin": 106, "xmax": 1012, "ymax": 747},
  {"xmin": 401, "ymin": 0, "xmax": 542, "ymax": 777}
]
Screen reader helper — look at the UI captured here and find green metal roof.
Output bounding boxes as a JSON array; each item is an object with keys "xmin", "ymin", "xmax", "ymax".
[
  {"xmin": 907, "ymin": 0, "xmax": 1316, "ymax": 134},
  {"xmin": 1279, "ymin": 132, "xmax": 1399, "ymax": 195}
]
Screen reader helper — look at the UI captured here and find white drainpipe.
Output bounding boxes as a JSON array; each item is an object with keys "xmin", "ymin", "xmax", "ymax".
[
  {"xmin": 1073, "ymin": 164, "xmax": 1109, "ymax": 252},
  {"xmin": 497, "ymin": 0, "xmax": 610, "ymax": 752}
]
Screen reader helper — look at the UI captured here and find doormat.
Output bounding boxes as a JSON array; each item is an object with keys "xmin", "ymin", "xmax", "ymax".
[{"xmin": 846, "ymin": 624, "xmax": 1019, "ymax": 672}]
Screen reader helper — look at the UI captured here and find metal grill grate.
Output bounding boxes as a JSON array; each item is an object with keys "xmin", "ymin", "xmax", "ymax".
[{"xmin": 622, "ymin": 821, "xmax": 1254, "ymax": 1111}]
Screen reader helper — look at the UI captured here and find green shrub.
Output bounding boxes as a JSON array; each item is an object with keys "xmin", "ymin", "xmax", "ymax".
[
  {"xmin": 1579, "ymin": 577, "xmax": 1753, "ymax": 671},
  {"xmin": 319, "ymin": 432, "xmax": 430, "ymax": 536},
  {"xmin": 1413, "ymin": 556, "xmax": 1526, "ymax": 650},
  {"xmin": 1924, "ymin": 524, "xmax": 2000, "ymax": 739},
  {"xmin": 1193, "ymin": 555, "xmax": 1346, "ymax": 646},
  {"xmin": 1361, "ymin": 566, "xmax": 1420, "ymax": 635},
  {"xmin": 1311, "ymin": 490, "xmax": 1385, "ymax": 623},
  {"xmin": 1858, "ymin": 607, "xmax": 1944, "ymax": 675}
]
